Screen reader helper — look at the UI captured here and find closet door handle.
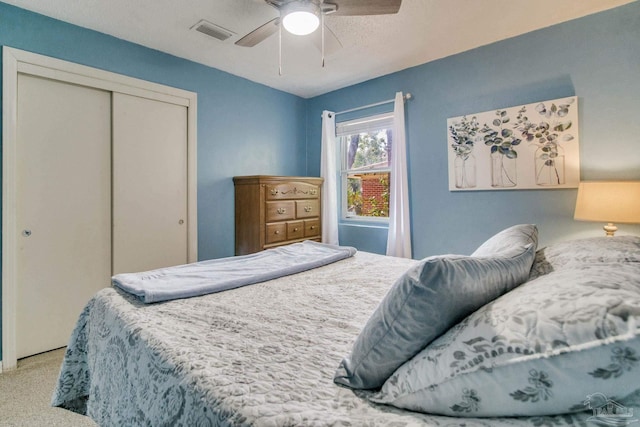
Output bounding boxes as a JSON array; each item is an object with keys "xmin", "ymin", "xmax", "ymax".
[
  {"xmin": 178, "ymin": 219, "xmax": 185, "ymax": 225},
  {"xmin": 22, "ymin": 229, "xmax": 32, "ymax": 237}
]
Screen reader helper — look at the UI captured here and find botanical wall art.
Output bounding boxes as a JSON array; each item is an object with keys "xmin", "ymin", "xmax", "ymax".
[{"xmin": 447, "ymin": 96, "xmax": 580, "ymax": 191}]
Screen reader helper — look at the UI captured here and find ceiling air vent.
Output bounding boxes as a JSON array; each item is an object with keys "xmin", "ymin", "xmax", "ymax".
[{"xmin": 191, "ymin": 20, "xmax": 235, "ymax": 42}]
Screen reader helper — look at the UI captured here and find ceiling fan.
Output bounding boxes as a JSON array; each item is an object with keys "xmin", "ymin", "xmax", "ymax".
[{"xmin": 235, "ymin": 0, "xmax": 402, "ymax": 72}]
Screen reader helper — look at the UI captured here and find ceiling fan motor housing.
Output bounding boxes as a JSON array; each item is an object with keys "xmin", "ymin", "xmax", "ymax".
[{"xmin": 281, "ymin": 1, "xmax": 321, "ymax": 36}]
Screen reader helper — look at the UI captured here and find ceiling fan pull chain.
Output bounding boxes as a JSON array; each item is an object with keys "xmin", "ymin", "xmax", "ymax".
[
  {"xmin": 278, "ymin": 23, "xmax": 283, "ymax": 76},
  {"xmin": 321, "ymin": 5, "xmax": 325, "ymax": 68}
]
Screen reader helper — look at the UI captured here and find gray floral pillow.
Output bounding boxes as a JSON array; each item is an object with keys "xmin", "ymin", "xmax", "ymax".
[
  {"xmin": 370, "ymin": 259, "xmax": 640, "ymax": 417},
  {"xmin": 529, "ymin": 235, "xmax": 640, "ymax": 279}
]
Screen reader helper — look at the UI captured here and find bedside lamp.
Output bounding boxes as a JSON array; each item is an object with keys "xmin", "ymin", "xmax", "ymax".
[{"xmin": 574, "ymin": 181, "xmax": 640, "ymax": 236}]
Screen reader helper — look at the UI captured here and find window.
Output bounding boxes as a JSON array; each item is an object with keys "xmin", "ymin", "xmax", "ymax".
[{"xmin": 337, "ymin": 113, "xmax": 394, "ymax": 220}]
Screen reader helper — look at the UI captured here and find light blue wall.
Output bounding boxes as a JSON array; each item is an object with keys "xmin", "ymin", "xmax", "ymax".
[
  {"xmin": 0, "ymin": 2, "xmax": 307, "ymax": 360},
  {"xmin": 305, "ymin": 2, "xmax": 640, "ymax": 257}
]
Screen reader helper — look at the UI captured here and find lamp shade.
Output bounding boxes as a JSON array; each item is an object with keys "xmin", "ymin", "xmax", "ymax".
[{"xmin": 574, "ymin": 181, "xmax": 640, "ymax": 223}]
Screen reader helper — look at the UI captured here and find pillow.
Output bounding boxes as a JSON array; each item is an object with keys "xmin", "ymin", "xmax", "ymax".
[
  {"xmin": 370, "ymin": 262, "xmax": 640, "ymax": 417},
  {"xmin": 333, "ymin": 224, "xmax": 538, "ymax": 390},
  {"xmin": 529, "ymin": 235, "xmax": 640, "ymax": 280},
  {"xmin": 472, "ymin": 224, "xmax": 540, "ymax": 258}
]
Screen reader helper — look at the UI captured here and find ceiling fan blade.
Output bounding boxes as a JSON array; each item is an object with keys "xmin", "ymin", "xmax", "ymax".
[
  {"xmin": 329, "ymin": 0, "xmax": 402, "ymax": 16},
  {"xmin": 235, "ymin": 18, "xmax": 280, "ymax": 47}
]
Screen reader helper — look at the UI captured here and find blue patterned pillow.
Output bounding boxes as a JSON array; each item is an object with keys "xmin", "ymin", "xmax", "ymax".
[
  {"xmin": 334, "ymin": 224, "xmax": 538, "ymax": 390},
  {"xmin": 370, "ymin": 261, "xmax": 640, "ymax": 416}
]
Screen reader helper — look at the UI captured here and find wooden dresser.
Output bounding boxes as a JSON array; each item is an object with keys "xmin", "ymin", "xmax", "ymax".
[{"xmin": 233, "ymin": 175, "xmax": 324, "ymax": 255}]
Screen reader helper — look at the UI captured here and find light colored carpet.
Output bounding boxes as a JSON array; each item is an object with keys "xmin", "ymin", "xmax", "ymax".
[{"xmin": 0, "ymin": 348, "xmax": 97, "ymax": 427}]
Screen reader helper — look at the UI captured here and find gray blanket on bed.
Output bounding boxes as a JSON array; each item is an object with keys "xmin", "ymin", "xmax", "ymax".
[
  {"xmin": 52, "ymin": 250, "xmax": 601, "ymax": 426},
  {"xmin": 112, "ymin": 240, "xmax": 356, "ymax": 303}
]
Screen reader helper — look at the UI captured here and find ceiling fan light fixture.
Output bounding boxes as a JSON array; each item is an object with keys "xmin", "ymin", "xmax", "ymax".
[{"xmin": 281, "ymin": 2, "xmax": 320, "ymax": 36}]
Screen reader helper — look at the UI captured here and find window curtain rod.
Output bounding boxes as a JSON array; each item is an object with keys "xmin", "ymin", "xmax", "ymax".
[{"xmin": 330, "ymin": 93, "xmax": 412, "ymax": 117}]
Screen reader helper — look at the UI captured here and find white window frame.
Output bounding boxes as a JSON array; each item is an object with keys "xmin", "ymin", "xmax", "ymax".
[{"xmin": 337, "ymin": 112, "xmax": 394, "ymax": 223}]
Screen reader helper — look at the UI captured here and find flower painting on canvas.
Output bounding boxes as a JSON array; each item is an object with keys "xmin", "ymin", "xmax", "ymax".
[{"xmin": 447, "ymin": 96, "xmax": 580, "ymax": 191}]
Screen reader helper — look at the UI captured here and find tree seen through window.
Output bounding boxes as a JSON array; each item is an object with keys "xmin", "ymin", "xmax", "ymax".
[{"xmin": 344, "ymin": 129, "xmax": 392, "ymax": 218}]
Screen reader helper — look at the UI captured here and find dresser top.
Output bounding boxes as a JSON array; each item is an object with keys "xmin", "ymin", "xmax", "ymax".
[{"xmin": 233, "ymin": 175, "xmax": 324, "ymax": 185}]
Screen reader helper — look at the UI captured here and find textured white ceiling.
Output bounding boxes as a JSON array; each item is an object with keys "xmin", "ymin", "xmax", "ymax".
[{"xmin": 3, "ymin": 0, "xmax": 635, "ymax": 98}]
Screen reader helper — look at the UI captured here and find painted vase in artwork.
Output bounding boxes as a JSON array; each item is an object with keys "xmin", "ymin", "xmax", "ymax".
[
  {"xmin": 449, "ymin": 115, "xmax": 479, "ymax": 190},
  {"xmin": 491, "ymin": 152, "xmax": 517, "ymax": 188},
  {"xmin": 535, "ymin": 145, "xmax": 565, "ymax": 186},
  {"xmin": 454, "ymin": 153, "xmax": 476, "ymax": 188}
]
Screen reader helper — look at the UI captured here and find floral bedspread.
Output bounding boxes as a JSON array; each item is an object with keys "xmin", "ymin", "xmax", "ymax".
[{"xmin": 53, "ymin": 251, "xmax": 600, "ymax": 426}]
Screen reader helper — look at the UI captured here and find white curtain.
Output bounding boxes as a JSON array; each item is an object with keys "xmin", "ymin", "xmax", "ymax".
[
  {"xmin": 321, "ymin": 110, "xmax": 339, "ymax": 245},
  {"xmin": 386, "ymin": 92, "xmax": 412, "ymax": 258}
]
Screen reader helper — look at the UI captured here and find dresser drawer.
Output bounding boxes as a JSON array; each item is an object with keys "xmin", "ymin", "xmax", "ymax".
[
  {"xmin": 287, "ymin": 220, "xmax": 304, "ymax": 240},
  {"xmin": 304, "ymin": 219, "xmax": 320, "ymax": 237},
  {"xmin": 266, "ymin": 182, "xmax": 320, "ymax": 200},
  {"xmin": 266, "ymin": 201, "xmax": 295, "ymax": 222},
  {"xmin": 265, "ymin": 223, "xmax": 287, "ymax": 244},
  {"xmin": 296, "ymin": 200, "xmax": 320, "ymax": 219}
]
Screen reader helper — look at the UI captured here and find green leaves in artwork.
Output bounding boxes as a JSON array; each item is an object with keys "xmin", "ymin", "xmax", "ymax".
[
  {"xmin": 517, "ymin": 100, "xmax": 575, "ymax": 153},
  {"xmin": 481, "ymin": 113, "xmax": 521, "ymax": 159},
  {"xmin": 449, "ymin": 115, "xmax": 480, "ymax": 158},
  {"xmin": 536, "ymin": 102, "xmax": 571, "ymax": 118},
  {"xmin": 456, "ymin": 98, "xmax": 576, "ymax": 163}
]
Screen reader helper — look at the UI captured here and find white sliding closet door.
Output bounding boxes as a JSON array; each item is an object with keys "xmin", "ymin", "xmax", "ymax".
[
  {"xmin": 112, "ymin": 92, "xmax": 188, "ymax": 274},
  {"xmin": 4, "ymin": 47, "xmax": 197, "ymax": 369},
  {"xmin": 15, "ymin": 74, "xmax": 112, "ymax": 359}
]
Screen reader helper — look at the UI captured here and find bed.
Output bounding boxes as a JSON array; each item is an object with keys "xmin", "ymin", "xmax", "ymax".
[{"xmin": 52, "ymin": 227, "xmax": 640, "ymax": 426}]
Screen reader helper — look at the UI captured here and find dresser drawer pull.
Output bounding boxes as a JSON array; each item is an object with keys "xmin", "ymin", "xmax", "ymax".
[
  {"xmin": 274, "ymin": 230, "xmax": 280, "ymax": 235},
  {"xmin": 270, "ymin": 189, "xmax": 278, "ymax": 196},
  {"xmin": 277, "ymin": 208, "xmax": 286, "ymax": 214},
  {"xmin": 310, "ymin": 225, "xmax": 316, "ymax": 230},
  {"xmin": 304, "ymin": 206, "xmax": 313, "ymax": 212},
  {"xmin": 293, "ymin": 227, "xmax": 299, "ymax": 232},
  {"xmin": 310, "ymin": 189, "xmax": 317, "ymax": 195}
]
